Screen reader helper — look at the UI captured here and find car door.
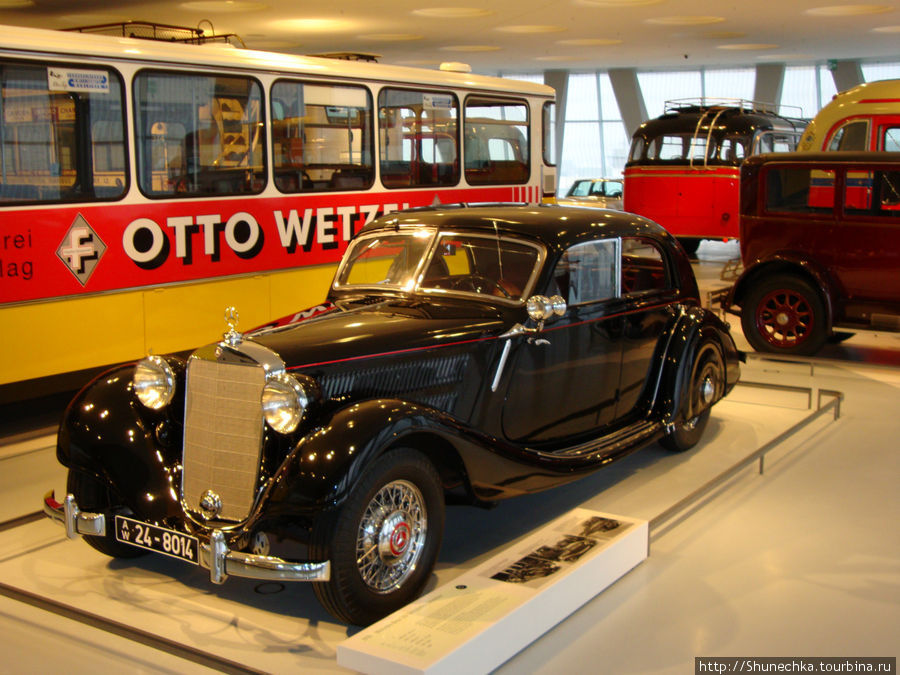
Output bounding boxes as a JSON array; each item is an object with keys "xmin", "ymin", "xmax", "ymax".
[
  {"xmin": 500, "ymin": 238, "xmax": 624, "ymax": 445},
  {"xmin": 616, "ymin": 236, "xmax": 681, "ymax": 419}
]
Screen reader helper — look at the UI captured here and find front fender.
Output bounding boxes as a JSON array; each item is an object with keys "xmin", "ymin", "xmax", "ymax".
[
  {"xmin": 259, "ymin": 399, "xmax": 466, "ymax": 515},
  {"xmin": 728, "ymin": 255, "xmax": 835, "ymax": 327},
  {"xmin": 57, "ymin": 363, "xmax": 186, "ymax": 524}
]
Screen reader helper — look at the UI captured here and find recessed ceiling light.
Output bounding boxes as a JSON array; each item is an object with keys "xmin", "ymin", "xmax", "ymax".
[
  {"xmin": 646, "ymin": 16, "xmax": 726, "ymax": 26},
  {"xmin": 496, "ymin": 25, "xmax": 566, "ymax": 34},
  {"xmin": 0, "ymin": 0, "xmax": 34, "ymax": 7},
  {"xmin": 872, "ymin": 25, "xmax": 900, "ymax": 32},
  {"xmin": 577, "ymin": 0, "xmax": 663, "ymax": 6},
  {"xmin": 806, "ymin": 4, "xmax": 893, "ymax": 16},
  {"xmin": 717, "ymin": 43, "xmax": 778, "ymax": 50},
  {"xmin": 535, "ymin": 55, "xmax": 591, "ymax": 62},
  {"xmin": 557, "ymin": 38, "xmax": 623, "ymax": 46},
  {"xmin": 180, "ymin": 0, "xmax": 267, "ymax": 11},
  {"xmin": 439, "ymin": 45, "xmax": 502, "ymax": 52},
  {"xmin": 413, "ymin": 7, "xmax": 494, "ymax": 18},
  {"xmin": 276, "ymin": 18, "xmax": 357, "ymax": 33},
  {"xmin": 757, "ymin": 53, "xmax": 815, "ymax": 61},
  {"xmin": 703, "ymin": 31, "xmax": 747, "ymax": 40},
  {"xmin": 358, "ymin": 33, "xmax": 423, "ymax": 42}
]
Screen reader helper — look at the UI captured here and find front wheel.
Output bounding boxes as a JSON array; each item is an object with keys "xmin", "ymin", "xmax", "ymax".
[
  {"xmin": 311, "ymin": 448, "xmax": 445, "ymax": 625},
  {"xmin": 740, "ymin": 274, "xmax": 827, "ymax": 356},
  {"xmin": 661, "ymin": 341, "xmax": 725, "ymax": 452}
]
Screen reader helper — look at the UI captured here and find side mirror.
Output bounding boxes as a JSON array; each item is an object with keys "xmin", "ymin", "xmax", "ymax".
[{"xmin": 526, "ymin": 294, "xmax": 566, "ymax": 323}]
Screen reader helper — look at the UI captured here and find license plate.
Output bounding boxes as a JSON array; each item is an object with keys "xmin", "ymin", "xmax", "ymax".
[{"xmin": 114, "ymin": 515, "xmax": 199, "ymax": 565}]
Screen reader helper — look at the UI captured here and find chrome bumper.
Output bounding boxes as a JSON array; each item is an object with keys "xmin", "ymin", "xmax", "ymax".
[{"xmin": 42, "ymin": 491, "xmax": 330, "ymax": 584}]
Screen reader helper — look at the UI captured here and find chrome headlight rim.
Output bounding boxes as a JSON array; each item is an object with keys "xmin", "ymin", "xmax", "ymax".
[
  {"xmin": 133, "ymin": 355, "xmax": 176, "ymax": 410},
  {"xmin": 261, "ymin": 372, "xmax": 310, "ymax": 435}
]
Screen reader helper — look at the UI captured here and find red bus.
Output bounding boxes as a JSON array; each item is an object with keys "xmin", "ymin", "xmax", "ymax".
[
  {"xmin": 624, "ymin": 100, "xmax": 805, "ymax": 254},
  {"xmin": 0, "ymin": 26, "xmax": 556, "ymax": 389}
]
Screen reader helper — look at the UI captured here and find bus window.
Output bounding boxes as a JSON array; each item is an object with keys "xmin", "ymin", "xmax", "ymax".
[
  {"xmin": 271, "ymin": 81, "xmax": 373, "ymax": 193},
  {"xmin": 882, "ymin": 126, "xmax": 900, "ymax": 152},
  {"xmin": 379, "ymin": 88, "xmax": 459, "ymax": 188},
  {"xmin": 753, "ymin": 131, "xmax": 800, "ymax": 154},
  {"xmin": 827, "ymin": 120, "xmax": 869, "ymax": 151},
  {"xmin": 716, "ymin": 136, "xmax": 747, "ymax": 163},
  {"xmin": 464, "ymin": 97, "xmax": 528, "ymax": 185},
  {"xmin": 0, "ymin": 60, "xmax": 126, "ymax": 204},
  {"xmin": 649, "ymin": 134, "xmax": 709, "ymax": 162},
  {"xmin": 134, "ymin": 71, "xmax": 265, "ymax": 197}
]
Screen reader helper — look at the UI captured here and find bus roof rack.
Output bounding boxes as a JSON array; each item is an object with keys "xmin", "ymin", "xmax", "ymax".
[
  {"xmin": 664, "ymin": 97, "xmax": 804, "ymax": 118},
  {"xmin": 63, "ymin": 21, "xmax": 246, "ymax": 48}
]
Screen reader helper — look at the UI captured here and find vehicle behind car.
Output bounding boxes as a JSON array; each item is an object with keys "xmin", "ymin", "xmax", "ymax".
[
  {"xmin": 558, "ymin": 178, "xmax": 624, "ymax": 210},
  {"xmin": 726, "ymin": 152, "xmax": 900, "ymax": 355}
]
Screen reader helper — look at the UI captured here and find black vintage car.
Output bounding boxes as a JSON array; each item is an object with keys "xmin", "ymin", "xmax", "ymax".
[{"xmin": 44, "ymin": 204, "xmax": 740, "ymax": 625}]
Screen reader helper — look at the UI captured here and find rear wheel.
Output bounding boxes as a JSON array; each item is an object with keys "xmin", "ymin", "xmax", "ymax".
[
  {"xmin": 311, "ymin": 448, "xmax": 445, "ymax": 626},
  {"xmin": 661, "ymin": 341, "xmax": 725, "ymax": 452},
  {"xmin": 741, "ymin": 274, "xmax": 827, "ymax": 355},
  {"xmin": 66, "ymin": 470, "xmax": 147, "ymax": 558}
]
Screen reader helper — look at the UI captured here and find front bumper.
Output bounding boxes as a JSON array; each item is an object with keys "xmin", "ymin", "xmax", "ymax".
[{"xmin": 43, "ymin": 491, "xmax": 330, "ymax": 584}]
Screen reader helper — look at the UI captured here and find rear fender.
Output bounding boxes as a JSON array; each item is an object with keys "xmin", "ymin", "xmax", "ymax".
[{"xmin": 655, "ymin": 308, "xmax": 740, "ymax": 425}]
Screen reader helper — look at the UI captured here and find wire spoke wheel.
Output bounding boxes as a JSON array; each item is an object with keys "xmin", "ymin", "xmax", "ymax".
[{"xmin": 355, "ymin": 479, "xmax": 427, "ymax": 593}]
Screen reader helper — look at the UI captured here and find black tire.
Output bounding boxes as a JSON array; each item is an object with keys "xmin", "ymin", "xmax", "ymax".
[
  {"xmin": 66, "ymin": 470, "xmax": 148, "ymax": 558},
  {"xmin": 661, "ymin": 341, "xmax": 725, "ymax": 452},
  {"xmin": 740, "ymin": 274, "xmax": 827, "ymax": 356},
  {"xmin": 677, "ymin": 237, "xmax": 701, "ymax": 257},
  {"xmin": 310, "ymin": 448, "xmax": 445, "ymax": 626}
]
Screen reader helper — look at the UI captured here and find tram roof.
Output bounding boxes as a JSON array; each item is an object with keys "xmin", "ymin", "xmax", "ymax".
[{"xmin": 0, "ymin": 24, "xmax": 554, "ymax": 98}]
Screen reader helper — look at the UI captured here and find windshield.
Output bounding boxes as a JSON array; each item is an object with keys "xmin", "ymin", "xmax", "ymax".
[{"xmin": 335, "ymin": 229, "xmax": 542, "ymax": 303}]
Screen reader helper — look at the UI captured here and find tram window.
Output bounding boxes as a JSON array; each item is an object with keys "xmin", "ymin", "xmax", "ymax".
[
  {"xmin": 379, "ymin": 88, "xmax": 459, "ymax": 189},
  {"xmin": 464, "ymin": 97, "xmax": 529, "ymax": 185},
  {"xmin": 0, "ymin": 60, "xmax": 126, "ymax": 204},
  {"xmin": 882, "ymin": 127, "xmax": 900, "ymax": 152},
  {"xmin": 271, "ymin": 81, "xmax": 373, "ymax": 193},
  {"xmin": 543, "ymin": 101, "xmax": 556, "ymax": 166},
  {"xmin": 134, "ymin": 71, "xmax": 265, "ymax": 198},
  {"xmin": 827, "ymin": 120, "xmax": 868, "ymax": 151}
]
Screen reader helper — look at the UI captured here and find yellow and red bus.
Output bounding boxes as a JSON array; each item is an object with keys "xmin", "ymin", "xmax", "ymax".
[{"xmin": 0, "ymin": 26, "xmax": 556, "ymax": 388}]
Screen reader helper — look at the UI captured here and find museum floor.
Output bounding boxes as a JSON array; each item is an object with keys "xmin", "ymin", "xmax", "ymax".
[{"xmin": 1, "ymin": 242, "xmax": 897, "ymax": 674}]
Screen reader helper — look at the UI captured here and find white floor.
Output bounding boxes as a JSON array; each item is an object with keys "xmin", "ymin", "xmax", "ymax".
[{"xmin": 0, "ymin": 244, "xmax": 897, "ymax": 674}]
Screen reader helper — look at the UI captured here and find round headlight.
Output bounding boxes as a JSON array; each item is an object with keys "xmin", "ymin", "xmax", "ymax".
[
  {"xmin": 133, "ymin": 356, "xmax": 176, "ymax": 410},
  {"xmin": 262, "ymin": 373, "xmax": 308, "ymax": 434}
]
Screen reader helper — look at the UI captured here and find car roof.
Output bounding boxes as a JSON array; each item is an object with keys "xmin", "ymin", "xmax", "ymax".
[
  {"xmin": 744, "ymin": 151, "xmax": 900, "ymax": 168},
  {"xmin": 357, "ymin": 204, "xmax": 671, "ymax": 253}
]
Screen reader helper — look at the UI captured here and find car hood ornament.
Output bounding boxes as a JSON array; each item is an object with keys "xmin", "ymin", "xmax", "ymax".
[{"xmin": 223, "ymin": 306, "xmax": 242, "ymax": 346}]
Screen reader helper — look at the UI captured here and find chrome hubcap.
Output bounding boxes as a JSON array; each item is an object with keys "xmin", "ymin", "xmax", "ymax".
[{"xmin": 356, "ymin": 479, "xmax": 427, "ymax": 593}]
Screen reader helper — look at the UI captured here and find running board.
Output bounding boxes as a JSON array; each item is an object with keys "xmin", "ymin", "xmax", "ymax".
[{"xmin": 542, "ymin": 419, "xmax": 663, "ymax": 459}]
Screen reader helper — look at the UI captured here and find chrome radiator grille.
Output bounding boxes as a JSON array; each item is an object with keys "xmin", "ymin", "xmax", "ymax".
[{"xmin": 182, "ymin": 356, "xmax": 266, "ymax": 522}]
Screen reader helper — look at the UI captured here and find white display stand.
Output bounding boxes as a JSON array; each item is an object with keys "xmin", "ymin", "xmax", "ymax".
[{"xmin": 338, "ymin": 508, "xmax": 648, "ymax": 674}]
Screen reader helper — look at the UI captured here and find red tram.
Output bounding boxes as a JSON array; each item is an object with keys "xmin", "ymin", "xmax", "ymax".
[{"xmin": 624, "ymin": 100, "xmax": 806, "ymax": 254}]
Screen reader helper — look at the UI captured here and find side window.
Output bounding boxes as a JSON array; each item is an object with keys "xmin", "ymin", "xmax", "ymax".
[
  {"xmin": 827, "ymin": 120, "xmax": 869, "ymax": 151},
  {"xmin": 765, "ymin": 167, "xmax": 835, "ymax": 212},
  {"xmin": 0, "ymin": 60, "xmax": 126, "ymax": 204},
  {"xmin": 134, "ymin": 71, "xmax": 265, "ymax": 197},
  {"xmin": 875, "ymin": 171, "xmax": 900, "ymax": 213},
  {"xmin": 379, "ymin": 88, "xmax": 458, "ymax": 188},
  {"xmin": 464, "ymin": 97, "xmax": 529, "ymax": 185},
  {"xmin": 543, "ymin": 101, "xmax": 556, "ymax": 166},
  {"xmin": 553, "ymin": 240, "xmax": 619, "ymax": 306},
  {"xmin": 271, "ymin": 81, "xmax": 373, "ymax": 193},
  {"xmin": 621, "ymin": 237, "xmax": 670, "ymax": 294},
  {"xmin": 881, "ymin": 126, "xmax": 900, "ymax": 152}
]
